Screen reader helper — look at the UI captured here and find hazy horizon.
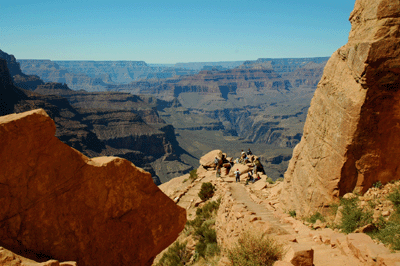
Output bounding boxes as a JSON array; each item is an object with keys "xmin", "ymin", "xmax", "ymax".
[
  {"xmin": 3, "ymin": 0, "xmax": 355, "ymax": 64},
  {"xmin": 15, "ymin": 56, "xmax": 330, "ymax": 65}
]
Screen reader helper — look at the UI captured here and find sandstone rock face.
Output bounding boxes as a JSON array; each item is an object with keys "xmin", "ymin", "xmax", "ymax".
[
  {"xmin": 199, "ymin": 150, "xmax": 223, "ymax": 168},
  {"xmin": 0, "ymin": 246, "xmax": 76, "ymax": 266},
  {"xmin": 0, "ymin": 109, "xmax": 186, "ymax": 266},
  {"xmin": 281, "ymin": 0, "xmax": 400, "ymax": 215}
]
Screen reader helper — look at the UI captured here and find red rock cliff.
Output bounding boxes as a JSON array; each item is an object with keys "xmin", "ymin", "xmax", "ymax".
[
  {"xmin": 280, "ymin": 0, "xmax": 400, "ymax": 215},
  {"xmin": 0, "ymin": 109, "xmax": 186, "ymax": 266}
]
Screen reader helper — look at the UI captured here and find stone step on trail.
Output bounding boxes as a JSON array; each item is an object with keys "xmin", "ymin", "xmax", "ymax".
[{"xmin": 228, "ymin": 183, "xmax": 295, "ymax": 236}]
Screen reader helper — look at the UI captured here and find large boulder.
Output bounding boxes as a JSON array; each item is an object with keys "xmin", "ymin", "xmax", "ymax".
[
  {"xmin": 0, "ymin": 109, "xmax": 186, "ymax": 266},
  {"xmin": 199, "ymin": 150, "xmax": 222, "ymax": 168},
  {"xmin": 280, "ymin": 0, "xmax": 400, "ymax": 215}
]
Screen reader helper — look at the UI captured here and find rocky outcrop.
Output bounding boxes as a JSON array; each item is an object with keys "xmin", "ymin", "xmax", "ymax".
[
  {"xmin": 0, "ymin": 50, "xmax": 44, "ymax": 91},
  {"xmin": 0, "ymin": 109, "xmax": 186, "ymax": 266},
  {"xmin": 0, "ymin": 59, "xmax": 105, "ymax": 156},
  {"xmin": 199, "ymin": 150, "xmax": 223, "ymax": 168},
  {"xmin": 0, "ymin": 246, "xmax": 76, "ymax": 266},
  {"xmin": 281, "ymin": 0, "xmax": 400, "ymax": 215}
]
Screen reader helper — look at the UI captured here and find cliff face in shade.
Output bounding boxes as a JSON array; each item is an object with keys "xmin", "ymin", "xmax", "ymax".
[
  {"xmin": 0, "ymin": 50, "xmax": 44, "ymax": 91},
  {"xmin": 0, "ymin": 109, "xmax": 186, "ymax": 266},
  {"xmin": 33, "ymin": 83, "xmax": 193, "ymax": 183},
  {"xmin": 280, "ymin": 0, "xmax": 400, "ymax": 215}
]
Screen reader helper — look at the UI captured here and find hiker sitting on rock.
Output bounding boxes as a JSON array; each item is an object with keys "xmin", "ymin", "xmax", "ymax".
[
  {"xmin": 234, "ymin": 169, "xmax": 241, "ymax": 183},
  {"xmin": 243, "ymin": 155, "xmax": 250, "ymax": 164},
  {"xmin": 246, "ymin": 171, "xmax": 254, "ymax": 185},
  {"xmin": 247, "ymin": 148, "xmax": 252, "ymax": 155}
]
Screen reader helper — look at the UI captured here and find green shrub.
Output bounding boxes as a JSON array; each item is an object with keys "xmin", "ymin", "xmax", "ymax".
[
  {"xmin": 339, "ymin": 197, "xmax": 372, "ymax": 233},
  {"xmin": 195, "ymin": 225, "xmax": 219, "ymax": 258},
  {"xmin": 276, "ymin": 177, "xmax": 284, "ymax": 182},
  {"xmin": 156, "ymin": 241, "xmax": 191, "ymax": 266},
  {"xmin": 369, "ymin": 213, "xmax": 400, "ymax": 250},
  {"xmin": 186, "ymin": 199, "xmax": 221, "ymax": 260},
  {"xmin": 189, "ymin": 169, "xmax": 198, "ymax": 182},
  {"xmin": 306, "ymin": 212, "xmax": 325, "ymax": 224},
  {"xmin": 388, "ymin": 186, "xmax": 400, "ymax": 213},
  {"xmin": 227, "ymin": 231, "xmax": 285, "ymax": 266},
  {"xmin": 367, "ymin": 200, "xmax": 377, "ymax": 209},
  {"xmin": 373, "ymin": 181, "xmax": 383, "ymax": 189},
  {"xmin": 198, "ymin": 182, "xmax": 215, "ymax": 201},
  {"xmin": 187, "ymin": 200, "xmax": 220, "ymax": 229},
  {"xmin": 288, "ymin": 210, "xmax": 296, "ymax": 218},
  {"xmin": 266, "ymin": 177, "xmax": 274, "ymax": 184}
]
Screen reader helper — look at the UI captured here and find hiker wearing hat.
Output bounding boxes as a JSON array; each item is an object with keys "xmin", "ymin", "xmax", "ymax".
[{"xmin": 234, "ymin": 169, "xmax": 241, "ymax": 183}]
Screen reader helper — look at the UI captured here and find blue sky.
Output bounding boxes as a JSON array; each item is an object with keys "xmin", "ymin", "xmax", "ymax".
[{"xmin": 2, "ymin": 0, "xmax": 355, "ymax": 64}]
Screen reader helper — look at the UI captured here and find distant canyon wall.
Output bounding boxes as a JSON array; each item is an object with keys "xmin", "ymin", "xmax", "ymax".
[
  {"xmin": 280, "ymin": 0, "xmax": 400, "ymax": 215},
  {"xmin": 0, "ymin": 53, "xmax": 192, "ymax": 184}
]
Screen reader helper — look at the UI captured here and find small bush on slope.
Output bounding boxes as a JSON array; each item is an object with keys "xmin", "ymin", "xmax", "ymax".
[
  {"xmin": 369, "ymin": 213, "xmax": 400, "ymax": 250},
  {"xmin": 187, "ymin": 199, "xmax": 221, "ymax": 260},
  {"xmin": 189, "ymin": 169, "xmax": 198, "ymax": 182},
  {"xmin": 339, "ymin": 197, "xmax": 372, "ymax": 233},
  {"xmin": 388, "ymin": 186, "xmax": 400, "ymax": 213},
  {"xmin": 198, "ymin": 182, "xmax": 215, "ymax": 201},
  {"xmin": 227, "ymin": 231, "xmax": 285, "ymax": 266},
  {"xmin": 305, "ymin": 212, "xmax": 325, "ymax": 224},
  {"xmin": 368, "ymin": 187, "xmax": 400, "ymax": 250},
  {"xmin": 156, "ymin": 241, "xmax": 191, "ymax": 266}
]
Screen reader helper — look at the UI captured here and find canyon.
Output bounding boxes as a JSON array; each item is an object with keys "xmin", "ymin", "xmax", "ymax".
[
  {"xmin": 9, "ymin": 48, "xmax": 330, "ymax": 180},
  {"xmin": 0, "ymin": 0, "xmax": 400, "ymax": 264},
  {"xmin": 0, "ymin": 53, "xmax": 192, "ymax": 184},
  {"xmin": 112, "ymin": 58, "xmax": 328, "ymax": 179}
]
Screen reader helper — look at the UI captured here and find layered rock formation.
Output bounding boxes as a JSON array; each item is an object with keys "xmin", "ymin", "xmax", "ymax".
[
  {"xmin": 0, "ymin": 58, "xmax": 106, "ymax": 156},
  {"xmin": 117, "ymin": 59, "xmax": 326, "ymax": 145},
  {"xmin": 114, "ymin": 61, "xmax": 326, "ymax": 180},
  {"xmin": 0, "ymin": 109, "xmax": 186, "ymax": 266},
  {"xmin": 33, "ymin": 83, "xmax": 193, "ymax": 183},
  {"xmin": 1, "ymin": 51, "xmax": 193, "ymax": 184},
  {"xmin": 281, "ymin": 0, "xmax": 400, "ymax": 215},
  {"xmin": 0, "ymin": 50, "xmax": 44, "ymax": 91},
  {"xmin": 18, "ymin": 60, "xmax": 197, "ymax": 89},
  {"xmin": 17, "ymin": 59, "xmax": 113, "ymax": 92}
]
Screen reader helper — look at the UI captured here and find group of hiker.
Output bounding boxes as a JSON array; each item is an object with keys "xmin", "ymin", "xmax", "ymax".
[{"xmin": 213, "ymin": 148, "xmax": 265, "ymax": 184}]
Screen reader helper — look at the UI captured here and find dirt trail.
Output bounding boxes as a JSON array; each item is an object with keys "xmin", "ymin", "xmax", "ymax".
[
  {"xmin": 229, "ymin": 183, "xmax": 295, "ymax": 235},
  {"xmin": 160, "ymin": 168, "xmax": 396, "ymax": 265},
  {"xmin": 225, "ymin": 181, "xmax": 365, "ymax": 266}
]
